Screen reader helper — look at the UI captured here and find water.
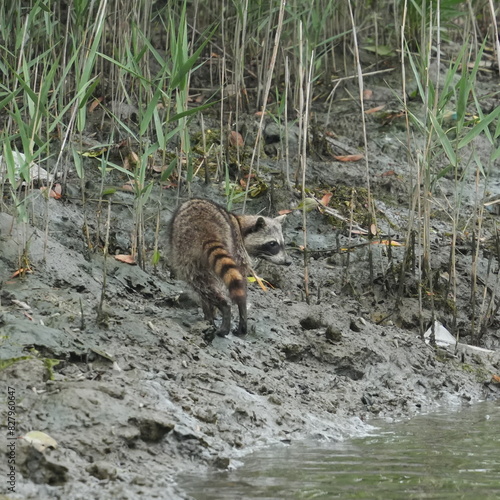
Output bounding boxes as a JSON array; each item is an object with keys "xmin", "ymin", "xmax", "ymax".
[{"xmin": 180, "ymin": 402, "xmax": 500, "ymax": 500}]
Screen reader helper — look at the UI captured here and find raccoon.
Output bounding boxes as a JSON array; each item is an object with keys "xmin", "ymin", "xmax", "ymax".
[{"xmin": 168, "ymin": 198, "xmax": 290, "ymax": 340}]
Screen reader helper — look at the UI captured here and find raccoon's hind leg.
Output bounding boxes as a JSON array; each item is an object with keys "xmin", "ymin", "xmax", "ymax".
[
  {"xmin": 196, "ymin": 280, "xmax": 233, "ymax": 339},
  {"xmin": 234, "ymin": 299, "xmax": 247, "ymax": 336},
  {"xmin": 201, "ymin": 295, "xmax": 232, "ymax": 338},
  {"xmin": 201, "ymin": 300, "xmax": 216, "ymax": 325},
  {"xmin": 229, "ymin": 281, "xmax": 247, "ymax": 336}
]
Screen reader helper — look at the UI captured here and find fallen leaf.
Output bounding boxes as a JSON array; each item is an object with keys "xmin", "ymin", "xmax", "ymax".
[
  {"xmin": 128, "ymin": 151, "xmax": 140, "ymax": 167},
  {"xmin": 11, "ymin": 299, "xmax": 31, "ymax": 310},
  {"xmin": 20, "ymin": 431, "xmax": 58, "ymax": 452},
  {"xmin": 114, "ymin": 254, "xmax": 137, "ymax": 265},
  {"xmin": 297, "ymin": 198, "xmax": 319, "ymax": 212},
  {"xmin": 10, "ymin": 268, "xmax": 33, "ymax": 278},
  {"xmin": 365, "ymin": 105, "xmax": 385, "ymax": 114},
  {"xmin": 228, "ymin": 130, "xmax": 244, "ymax": 147},
  {"xmin": 151, "ymin": 164, "xmax": 164, "ymax": 173},
  {"xmin": 80, "ymin": 147, "xmax": 107, "ymax": 157},
  {"xmin": 121, "ymin": 182, "xmax": 135, "ymax": 192},
  {"xmin": 491, "ymin": 374, "xmax": 500, "ymax": 384},
  {"xmin": 380, "ymin": 111, "xmax": 405, "ymax": 125},
  {"xmin": 372, "ymin": 240, "xmax": 403, "ymax": 246},
  {"xmin": 52, "ymin": 183, "xmax": 62, "ymax": 198},
  {"xmin": 320, "ymin": 193, "xmax": 333, "ymax": 206},
  {"xmin": 363, "ymin": 89, "xmax": 373, "ymax": 100},
  {"xmin": 278, "ymin": 209, "xmax": 293, "ymax": 215},
  {"xmin": 381, "ymin": 170, "xmax": 397, "ymax": 177},
  {"xmin": 40, "ymin": 184, "xmax": 62, "ymax": 199},
  {"xmin": 363, "ymin": 45, "xmax": 396, "ymax": 56},
  {"xmin": 188, "ymin": 94, "xmax": 203, "ymax": 103},
  {"xmin": 333, "ymin": 154, "xmax": 364, "ymax": 162},
  {"xmin": 89, "ymin": 97, "xmax": 104, "ymax": 113},
  {"xmin": 247, "ymin": 274, "xmax": 271, "ymax": 291},
  {"xmin": 370, "ymin": 223, "xmax": 377, "ymax": 236},
  {"xmin": 255, "ymin": 111, "xmax": 268, "ymax": 117}
]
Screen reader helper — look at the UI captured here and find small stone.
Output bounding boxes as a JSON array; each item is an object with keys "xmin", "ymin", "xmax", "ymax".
[
  {"xmin": 268, "ymin": 394, "xmax": 282, "ymax": 405},
  {"xmin": 325, "ymin": 325, "xmax": 342, "ymax": 342},
  {"xmin": 87, "ymin": 461, "xmax": 118, "ymax": 481},
  {"xmin": 300, "ymin": 316, "xmax": 324, "ymax": 330},
  {"xmin": 213, "ymin": 456, "xmax": 230, "ymax": 469},
  {"xmin": 349, "ymin": 319, "xmax": 362, "ymax": 332},
  {"xmin": 128, "ymin": 413, "xmax": 175, "ymax": 442}
]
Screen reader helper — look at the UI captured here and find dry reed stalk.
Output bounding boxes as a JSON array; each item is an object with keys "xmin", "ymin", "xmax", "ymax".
[
  {"xmin": 242, "ymin": 0, "xmax": 285, "ymax": 212},
  {"xmin": 300, "ymin": 51, "xmax": 315, "ymax": 305},
  {"xmin": 347, "ymin": 0, "xmax": 376, "ymax": 285},
  {"xmin": 487, "ymin": 0, "xmax": 500, "ymax": 75},
  {"xmin": 97, "ymin": 200, "xmax": 112, "ymax": 323}
]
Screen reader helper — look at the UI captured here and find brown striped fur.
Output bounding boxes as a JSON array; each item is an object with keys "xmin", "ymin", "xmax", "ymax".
[{"xmin": 168, "ymin": 198, "xmax": 290, "ymax": 340}]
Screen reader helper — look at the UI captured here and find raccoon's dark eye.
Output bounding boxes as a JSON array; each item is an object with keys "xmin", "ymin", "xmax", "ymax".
[{"xmin": 261, "ymin": 241, "xmax": 280, "ymax": 255}]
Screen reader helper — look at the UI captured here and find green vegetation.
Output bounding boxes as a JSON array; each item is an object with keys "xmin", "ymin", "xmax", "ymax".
[{"xmin": 1, "ymin": 0, "xmax": 499, "ymax": 342}]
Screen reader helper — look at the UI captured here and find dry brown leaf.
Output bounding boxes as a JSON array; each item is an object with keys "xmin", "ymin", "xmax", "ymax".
[
  {"xmin": 491, "ymin": 374, "xmax": 500, "ymax": 384},
  {"xmin": 381, "ymin": 111, "xmax": 405, "ymax": 125},
  {"xmin": 381, "ymin": 170, "xmax": 397, "ymax": 177},
  {"xmin": 228, "ymin": 130, "xmax": 244, "ymax": 147},
  {"xmin": 121, "ymin": 182, "xmax": 135, "ymax": 192},
  {"xmin": 278, "ymin": 209, "xmax": 293, "ymax": 215},
  {"xmin": 365, "ymin": 105, "xmax": 385, "ymax": 114},
  {"xmin": 370, "ymin": 223, "xmax": 377, "ymax": 236},
  {"xmin": 89, "ymin": 97, "xmax": 104, "ymax": 113},
  {"xmin": 333, "ymin": 154, "xmax": 364, "ymax": 162},
  {"xmin": 363, "ymin": 89, "xmax": 373, "ymax": 100},
  {"xmin": 40, "ymin": 184, "xmax": 62, "ymax": 199},
  {"xmin": 251, "ymin": 273, "xmax": 269, "ymax": 292},
  {"xmin": 320, "ymin": 193, "xmax": 333, "ymax": 206},
  {"xmin": 11, "ymin": 267, "xmax": 33, "ymax": 278},
  {"xmin": 372, "ymin": 240, "xmax": 403, "ymax": 247},
  {"xmin": 52, "ymin": 183, "xmax": 62, "ymax": 198},
  {"xmin": 114, "ymin": 254, "xmax": 137, "ymax": 265},
  {"xmin": 128, "ymin": 152, "xmax": 140, "ymax": 167}
]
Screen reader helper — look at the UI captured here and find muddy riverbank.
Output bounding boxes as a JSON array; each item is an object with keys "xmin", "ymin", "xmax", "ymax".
[{"xmin": 2, "ymin": 58, "xmax": 500, "ymax": 499}]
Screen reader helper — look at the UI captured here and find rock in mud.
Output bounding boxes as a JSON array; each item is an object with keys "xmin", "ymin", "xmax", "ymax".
[
  {"xmin": 300, "ymin": 315, "xmax": 325, "ymax": 330},
  {"xmin": 128, "ymin": 413, "xmax": 175, "ymax": 442}
]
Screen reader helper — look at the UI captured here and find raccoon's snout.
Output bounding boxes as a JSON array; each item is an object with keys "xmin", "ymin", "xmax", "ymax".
[
  {"xmin": 262, "ymin": 251, "xmax": 292, "ymax": 266},
  {"xmin": 278, "ymin": 254, "xmax": 292, "ymax": 266}
]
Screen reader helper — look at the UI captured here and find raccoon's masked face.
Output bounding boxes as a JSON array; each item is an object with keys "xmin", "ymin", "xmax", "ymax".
[{"xmin": 244, "ymin": 215, "xmax": 291, "ymax": 266}]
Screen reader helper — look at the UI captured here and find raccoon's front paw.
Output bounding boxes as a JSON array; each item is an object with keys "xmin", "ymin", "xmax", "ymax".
[
  {"xmin": 203, "ymin": 325, "xmax": 230, "ymax": 342},
  {"xmin": 203, "ymin": 326, "xmax": 217, "ymax": 343},
  {"xmin": 216, "ymin": 327, "xmax": 230, "ymax": 338},
  {"xmin": 233, "ymin": 323, "xmax": 247, "ymax": 337}
]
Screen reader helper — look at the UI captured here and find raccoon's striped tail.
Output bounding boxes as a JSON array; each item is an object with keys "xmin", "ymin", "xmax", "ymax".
[{"xmin": 204, "ymin": 240, "xmax": 247, "ymax": 335}]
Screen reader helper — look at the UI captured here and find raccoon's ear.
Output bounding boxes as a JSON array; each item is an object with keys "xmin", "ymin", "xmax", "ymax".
[
  {"xmin": 255, "ymin": 217, "xmax": 267, "ymax": 230},
  {"xmin": 274, "ymin": 214, "xmax": 287, "ymax": 224}
]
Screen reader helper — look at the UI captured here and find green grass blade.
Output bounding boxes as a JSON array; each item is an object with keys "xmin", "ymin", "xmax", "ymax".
[{"xmin": 429, "ymin": 112, "xmax": 457, "ymax": 167}]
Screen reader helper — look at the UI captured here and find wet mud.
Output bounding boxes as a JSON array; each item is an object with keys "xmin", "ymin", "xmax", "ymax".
[{"xmin": 1, "ymin": 62, "xmax": 500, "ymax": 499}]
